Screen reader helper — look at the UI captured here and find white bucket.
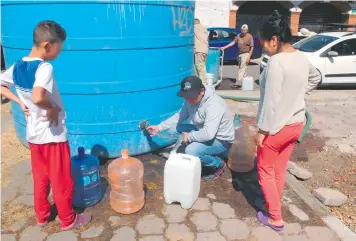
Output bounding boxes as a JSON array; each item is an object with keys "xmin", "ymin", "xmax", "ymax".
[
  {"xmin": 242, "ymin": 76, "xmax": 254, "ymax": 91},
  {"xmin": 206, "ymin": 73, "xmax": 214, "ymax": 86}
]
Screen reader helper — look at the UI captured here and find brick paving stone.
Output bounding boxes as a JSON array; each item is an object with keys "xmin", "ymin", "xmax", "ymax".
[
  {"xmin": 139, "ymin": 236, "xmax": 165, "ymax": 241},
  {"xmin": 283, "ymin": 223, "xmax": 302, "ymax": 236},
  {"xmin": 1, "ymin": 187, "xmax": 17, "ymax": 204},
  {"xmin": 2, "ymin": 234, "xmax": 16, "ymax": 241},
  {"xmin": 80, "ymin": 225, "xmax": 104, "ymax": 238},
  {"xmin": 47, "ymin": 231, "xmax": 77, "ymax": 241},
  {"xmin": 206, "ymin": 194, "xmax": 216, "ymax": 200},
  {"xmin": 8, "ymin": 219, "xmax": 27, "ymax": 232},
  {"xmin": 287, "ymin": 162, "xmax": 313, "ymax": 180},
  {"xmin": 19, "ymin": 226, "xmax": 48, "ymax": 241},
  {"xmin": 16, "ymin": 195, "xmax": 34, "ymax": 207},
  {"xmin": 108, "ymin": 216, "xmax": 121, "ymax": 226},
  {"xmin": 304, "ymin": 226, "xmax": 339, "ymax": 241},
  {"xmin": 136, "ymin": 214, "xmax": 165, "ymax": 235},
  {"xmin": 220, "ymin": 219, "xmax": 250, "ymax": 240},
  {"xmin": 288, "ymin": 204, "xmax": 309, "ymax": 221},
  {"xmin": 190, "ymin": 212, "xmax": 218, "ymax": 232},
  {"xmin": 283, "ymin": 234, "xmax": 310, "ymax": 241},
  {"xmin": 165, "ymin": 223, "xmax": 194, "ymax": 241},
  {"xmin": 112, "ymin": 227, "xmax": 136, "ymax": 241},
  {"xmin": 251, "ymin": 227, "xmax": 282, "ymax": 241},
  {"xmin": 20, "ymin": 176, "xmax": 34, "ymax": 195},
  {"xmin": 162, "ymin": 205, "xmax": 188, "ymax": 223},
  {"xmin": 196, "ymin": 232, "xmax": 227, "ymax": 241},
  {"xmin": 13, "ymin": 160, "xmax": 32, "ymax": 175},
  {"xmin": 212, "ymin": 202, "xmax": 236, "ymax": 219},
  {"xmin": 312, "ymin": 188, "xmax": 347, "ymax": 206},
  {"xmin": 192, "ymin": 198, "xmax": 211, "ymax": 211}
]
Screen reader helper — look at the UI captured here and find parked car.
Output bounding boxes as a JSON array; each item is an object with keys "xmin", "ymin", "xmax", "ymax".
[
  {"xmin": 260, "ymin": 32, "xmax": 356, "ymax": 85},
  {"xmin": 208, "ymin": 27, "xmax": 262, "ymax": 62}
]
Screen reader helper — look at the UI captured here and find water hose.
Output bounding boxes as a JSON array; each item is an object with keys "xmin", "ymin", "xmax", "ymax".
[{"xmin": 218, "ymin": 94, "xmax": 312, "ymax": 144}]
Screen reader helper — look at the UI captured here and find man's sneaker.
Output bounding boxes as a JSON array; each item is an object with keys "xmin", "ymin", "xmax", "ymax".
[
  {"xmin": 202, "ymin": 162, "xmax": 226, "ymax": 181},
  {"xmin": 61, "ymin": 213, "xmax": 92, "ymax": 231}
]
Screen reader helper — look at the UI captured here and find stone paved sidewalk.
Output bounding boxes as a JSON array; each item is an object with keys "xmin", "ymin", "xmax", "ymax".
[
  {"xmin": 3, "ymin": 90, "xmax": 354, "ymax": 241},
  {"xmin": 1, "ymin": 154, "xmax": 340, "ymax": 241}
]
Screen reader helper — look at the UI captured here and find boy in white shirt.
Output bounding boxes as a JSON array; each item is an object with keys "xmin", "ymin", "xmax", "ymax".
[{"xmin": 1, "ymin": 20, "xmax": 91, "ymax": 230}]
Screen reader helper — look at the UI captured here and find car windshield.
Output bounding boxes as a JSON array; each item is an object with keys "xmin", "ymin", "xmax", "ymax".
[{"xmin": 293, "ymin": 35, "xmax": 338, "ymax": 52}]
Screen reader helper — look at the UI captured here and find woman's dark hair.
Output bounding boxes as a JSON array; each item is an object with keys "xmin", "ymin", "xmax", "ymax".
[{"xmin": 259, "ymin": 10, "xmax": 292, "ymax": 43}]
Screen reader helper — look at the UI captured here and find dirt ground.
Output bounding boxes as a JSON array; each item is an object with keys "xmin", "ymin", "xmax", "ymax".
[{"xmin": 291, "ymin": 129, "xmax": 356, "ymax": 232}]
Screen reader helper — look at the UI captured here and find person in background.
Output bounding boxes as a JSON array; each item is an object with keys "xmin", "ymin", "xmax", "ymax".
[
  {"xmin": 221, "ymin": 24, "xmax": 254, "ymax": 89},
  {"xmin": 0, "ymin": 20, "xmax": 92, "ymax": 230},
  {"xmin": 147, "ymin": 76, "xmax": 234, "ymax": 180},
  {"xmin": 255, "ymin": 10, "xmax": 321, "ymax": 231},
  {"xmin": 194, "ymin": 19, "xmax": 209, "ymax": 84}
]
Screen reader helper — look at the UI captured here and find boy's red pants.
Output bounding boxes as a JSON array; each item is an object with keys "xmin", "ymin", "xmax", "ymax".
[
  {"xmin": 257, "ymin": 122, "xmax": 304, "ymax": 221},
  {"xmin": 29, "ymin": 141, "xmax": 76, "ymax": 228}
]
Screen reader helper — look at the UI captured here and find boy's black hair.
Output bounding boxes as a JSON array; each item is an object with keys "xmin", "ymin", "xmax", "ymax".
[
  {"xmin": 259, "ymin": 10, "xmax": 292, "ymax": 43},
  {"xmin": 33, "ymin": 20, "xmax": 66, "ymax": 46}
]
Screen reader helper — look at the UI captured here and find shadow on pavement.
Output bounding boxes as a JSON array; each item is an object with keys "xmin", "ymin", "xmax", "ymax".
[{"xmin": 229, "ymin": 162, "xmax": 267, "ymax": 213}]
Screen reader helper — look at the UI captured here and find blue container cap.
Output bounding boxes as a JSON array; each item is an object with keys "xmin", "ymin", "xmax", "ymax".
[{"xmin": 78, "ymin": 147, "xmax": 85, "ymax": 158}]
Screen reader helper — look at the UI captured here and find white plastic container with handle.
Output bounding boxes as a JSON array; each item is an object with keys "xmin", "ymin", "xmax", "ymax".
[
  {"xmin": 242, "ymin": 76, "xmax": 254, "ymax": 91},
  {"xmin": 164, "ymin": 135, "xmax": 202, "ymax": 209}
]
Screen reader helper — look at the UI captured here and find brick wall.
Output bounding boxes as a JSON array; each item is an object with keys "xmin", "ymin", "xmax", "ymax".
[
  {"xmin": 347, "ymin": 14, "xmax": 356, "ymax": 31},
  {"xmin": 290, "ymin": 11, "xmax": 301, "ymax": 36},
  {"xmin": 229, "ymin": 10, "xmax": 237, "ymax": 28}
]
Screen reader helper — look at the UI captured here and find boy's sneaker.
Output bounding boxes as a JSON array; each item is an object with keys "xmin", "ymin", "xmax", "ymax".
[
  {"xmin": 61, "ymin": 213, "xmax": 92, "ymax": 231},
  {"xmin": 202, "ymin": 162, "xmax": 226, "ymax": 181}
]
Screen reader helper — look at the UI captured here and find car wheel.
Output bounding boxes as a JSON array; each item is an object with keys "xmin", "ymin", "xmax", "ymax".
[{"xmin": 316, "ymin": 68, "xmax": 323, "ymax": 89}]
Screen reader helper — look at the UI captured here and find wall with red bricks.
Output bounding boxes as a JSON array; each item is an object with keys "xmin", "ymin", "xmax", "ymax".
[
  {"xmin": 229, "ymin": 10, "xmax": 237, "ymax": 28},
  {"xmin": 290, "ymin": 12, "xmax": 301, "ymax": 36}
]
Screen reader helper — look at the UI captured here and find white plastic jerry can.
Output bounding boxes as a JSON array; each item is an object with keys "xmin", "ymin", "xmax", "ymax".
[
  {"xmin": 242, "ymin": 76, "xmax": 254, "ymax": 91},
  {"xmin": 164, "ymin": 138, "xmax": 202, "ymax": 209}
]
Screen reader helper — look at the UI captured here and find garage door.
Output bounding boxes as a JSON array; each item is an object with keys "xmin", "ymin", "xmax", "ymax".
[
  {"xmin": 299, "ymin": 3, "xmax": 342, "ymax": 33},
  {"xmin": 236, "ymin": 1, "xmax": 290, "ymax": 36}
]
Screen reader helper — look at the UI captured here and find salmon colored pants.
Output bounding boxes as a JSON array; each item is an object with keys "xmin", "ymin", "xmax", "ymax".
[
  {"xmin": 257, "ymin": 122, "xmax": 304, "ymax": 221},
  {"xmin": 29, "ymin": 141, "xmax": 76, "ymax": 228}
]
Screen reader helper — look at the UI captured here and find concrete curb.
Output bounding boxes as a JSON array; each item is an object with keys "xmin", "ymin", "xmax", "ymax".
[
  {"xmin": 216, "ymin": 90, "xmax": 356, "ymax": 102},
  {"xmin": 286, "ymin": 173, "xmax": 356, "ymax": 241}
]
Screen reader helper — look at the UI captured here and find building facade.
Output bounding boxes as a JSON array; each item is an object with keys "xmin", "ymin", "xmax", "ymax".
[{"xmin": 195, "ymin": 1, "xmax": 356, "ymax": 35}]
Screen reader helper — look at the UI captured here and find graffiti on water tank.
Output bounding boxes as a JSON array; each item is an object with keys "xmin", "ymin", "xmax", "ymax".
[{"xmin": 171, "ymin": 6, "xmax": 193, "ymax": 35}]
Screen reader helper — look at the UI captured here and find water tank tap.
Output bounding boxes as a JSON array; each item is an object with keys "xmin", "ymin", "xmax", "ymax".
[{"xmin": 139, "ymin": 120, "xmax": 149, "ymax": 132}]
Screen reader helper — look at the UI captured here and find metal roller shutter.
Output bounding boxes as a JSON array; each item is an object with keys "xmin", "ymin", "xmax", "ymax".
[
  {"xmin": 299, "ymin": 3, "xmax": 342, "ymax": 33},
  {"xmin": 236, "ymin": 1, "xmax": 290, "ymax": 36}
]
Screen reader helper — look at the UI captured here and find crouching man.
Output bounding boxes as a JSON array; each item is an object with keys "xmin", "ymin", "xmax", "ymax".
[{"xmin": 147, "ymin": 76, "xmax": 234, "ymax": 180}]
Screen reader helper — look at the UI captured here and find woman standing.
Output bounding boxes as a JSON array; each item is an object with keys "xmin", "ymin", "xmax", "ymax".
[{"xmin": 255, "ymin": 10, "xmax": 321, "ymax": 231}]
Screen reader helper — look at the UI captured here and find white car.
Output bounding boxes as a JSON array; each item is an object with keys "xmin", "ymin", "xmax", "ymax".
[{"xmin": 260, "ymin": 32, "xmax": 356, "ymax": 85}]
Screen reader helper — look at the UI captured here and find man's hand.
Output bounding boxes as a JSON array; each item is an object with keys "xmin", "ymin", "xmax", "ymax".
[
  {"xmin": 43, "ymin": 106, "xmax": 61, "ymax": 127},
  {"xmin": 19, "ymin": 101, "xmax": 30, "ymax": 119},
  {"xmin": 246, "ymin": 57, "xmax": 251, "ymax": 64},
  {"xmin": 183, "ymin": 132, "xmax": 189, "ymax": 143},
  {"xmin": 220, "ymin": 46, "xmax": 226, "ymax": 51},
  {"xmin": 147, "ymin": 126, "xmax": 160, "ymax": 137}
]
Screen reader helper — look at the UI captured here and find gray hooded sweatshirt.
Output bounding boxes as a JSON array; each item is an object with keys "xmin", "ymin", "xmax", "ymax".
[{"xmin": 157, "ymin": 86, "xmax": 234, "ymax": 143}]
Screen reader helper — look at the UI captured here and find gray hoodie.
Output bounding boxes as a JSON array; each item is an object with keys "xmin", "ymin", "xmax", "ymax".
[{"xmin": 158, "ymin": 87, "xmax": 234, "ymax": 143}]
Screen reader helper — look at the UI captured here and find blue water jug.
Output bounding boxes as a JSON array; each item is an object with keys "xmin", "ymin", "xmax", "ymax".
[{"xmin": 71, "ymin": 147, "xmax": 101, "ymax": 208}]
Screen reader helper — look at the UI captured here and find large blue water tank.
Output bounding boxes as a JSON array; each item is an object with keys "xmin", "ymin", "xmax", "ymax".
[{"xmin": 1, "ymin": 0, "xmax": 195, "ymax": 157}]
